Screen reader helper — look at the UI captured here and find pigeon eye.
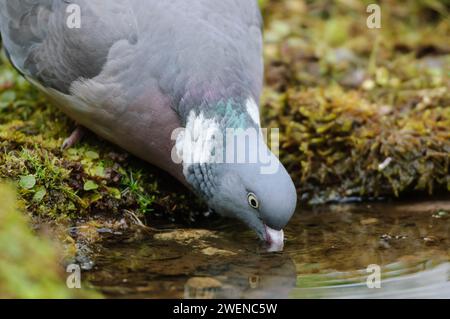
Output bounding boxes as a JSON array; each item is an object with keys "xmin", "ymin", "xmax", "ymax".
[{"xmin": 247, "ymin": 192, "xmax": 259, "ymax": 209}]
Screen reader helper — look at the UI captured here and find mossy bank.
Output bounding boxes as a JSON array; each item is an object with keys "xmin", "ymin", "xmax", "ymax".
[
  {"xmin": 261, "ymin": 0, "xmax": 449, "ymax": 203},
  {"xmin": 0, "ymin": 0, "xmax": 448, "ymax": 219}
]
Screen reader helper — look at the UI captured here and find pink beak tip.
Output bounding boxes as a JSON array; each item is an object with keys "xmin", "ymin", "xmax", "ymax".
[{"xmin": 264, "ymin": 225, "xmax": 285, "ymax": 252}]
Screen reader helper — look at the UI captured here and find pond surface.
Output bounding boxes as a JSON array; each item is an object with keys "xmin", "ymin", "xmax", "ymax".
[{"xmin": 84, "ymin": 200, "xmax": 450, "ymax": 298}]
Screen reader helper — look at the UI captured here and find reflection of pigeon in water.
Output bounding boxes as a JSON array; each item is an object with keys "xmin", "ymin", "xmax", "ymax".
[
  {"xmin": 220, "ymin": 254, "xmax": 297, "ymax": 298},
  {"xmin": 184, "ymin": 254, "xmax": 297, "ymax": 299},
  {"xmin": 0, "ymin": 0, "xmax": 296, "ymax": 245}
]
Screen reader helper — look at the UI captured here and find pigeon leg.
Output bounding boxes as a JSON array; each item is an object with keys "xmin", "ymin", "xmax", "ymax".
[{"xmin": 62, "ymin": 125, "xmax": 86, "ymax": 150}]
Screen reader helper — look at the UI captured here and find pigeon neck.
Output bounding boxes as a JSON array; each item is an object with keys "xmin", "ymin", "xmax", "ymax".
[
  {"xmin": 182, "ymin": 96, "xmax": 260, "ymax": 131},
  {"xmin": 178, "ymin": 81, "xmax": 259, "ymax": 125},
  {"xmin": 175, "ymin": 95, "xmax": 262, "ymax": 195}
]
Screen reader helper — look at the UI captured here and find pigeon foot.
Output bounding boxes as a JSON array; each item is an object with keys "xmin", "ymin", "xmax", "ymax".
[{"xmin": 62, "ymin": 125, "xmax": 86, "ymax": 150}]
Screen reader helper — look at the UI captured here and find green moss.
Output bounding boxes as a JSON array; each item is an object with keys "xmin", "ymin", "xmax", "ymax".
[
  {"xmin": 0, "ymin": 53, "xmax": 204, "ymax": 219},
  {"xmin": 0, "ymin": 183, "xmax": 100, "ymax": 298},
  {"xmin": 262, "ymin": 0, "xmax": 449, "ymax": 203}
]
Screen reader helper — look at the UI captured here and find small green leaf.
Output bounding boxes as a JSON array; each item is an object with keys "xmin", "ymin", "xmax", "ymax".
[
  {"xmin": 85, "ymin": 151, "xmax": 99, "ymax": 160},
  {"xmin": 19, "ymin": 175, "xmax": 36, "ymax": 190},
  {"xmin": 92, "ymin": 164, "xmax": 105, "ymax": 177},
  {"xmin": 33, "ymin": 187, "xmax": 47, "ymax": 202},
  {"xmin": 83, "ymin": 180, "xmax": 99, "ymax": 191},
  {"xmin": 68, "ymin": 201, "xmax": 76, "ymax": 211},
  {"xmin": 107, "ymin": 187, "xmax": 121, "ymax": 200}
]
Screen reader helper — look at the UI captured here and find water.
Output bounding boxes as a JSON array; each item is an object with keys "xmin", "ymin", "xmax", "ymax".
[{"xmin": 84, "ymin": 200, "xmax": 450, "ymax": 298}]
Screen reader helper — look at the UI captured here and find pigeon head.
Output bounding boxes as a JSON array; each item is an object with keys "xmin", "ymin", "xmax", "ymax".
[
  {"xmin": 176, "ymin": 97, "xmax": 297, "ymax": 249},
  {"xmin": 209, "ymin": 158, "xmax": 297, "ymax": 249}
]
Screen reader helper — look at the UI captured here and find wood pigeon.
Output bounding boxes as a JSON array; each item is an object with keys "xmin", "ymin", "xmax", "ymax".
[{"xmin": 0, "ymin": 0, "xmax": 297, "ymax": 250}]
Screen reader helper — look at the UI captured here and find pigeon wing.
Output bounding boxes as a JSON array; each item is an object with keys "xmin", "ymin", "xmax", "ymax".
[{"xmin": 0, "ymin": 0, "xmax": 138, "ymax": 94}]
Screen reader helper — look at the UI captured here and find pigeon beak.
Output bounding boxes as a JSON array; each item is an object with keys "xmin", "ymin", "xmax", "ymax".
[{"xmin": 264, "ymin": 225, "xmax": 285, "ymax": 252}]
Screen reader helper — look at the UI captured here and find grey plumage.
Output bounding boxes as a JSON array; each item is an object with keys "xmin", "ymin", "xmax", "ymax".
[
  {"xmin": 0, "ymin": 0, "xmax": 262, "ymax": 103},
  {"xmin": 1, "ymin": 1, "xmax": 138, "ymax": 93}
]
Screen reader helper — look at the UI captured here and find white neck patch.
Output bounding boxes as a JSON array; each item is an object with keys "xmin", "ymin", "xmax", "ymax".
[
  {"xmin": 246, "ymin": 97, "xmax": 261, "ymax": 126},
  {"xmin": 175, "ymin": 98, "xmax": 261, "ymax": 177},
  {"xmin": 175, "ymin": 110, "xmax": 222, "ymax": 175}
]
